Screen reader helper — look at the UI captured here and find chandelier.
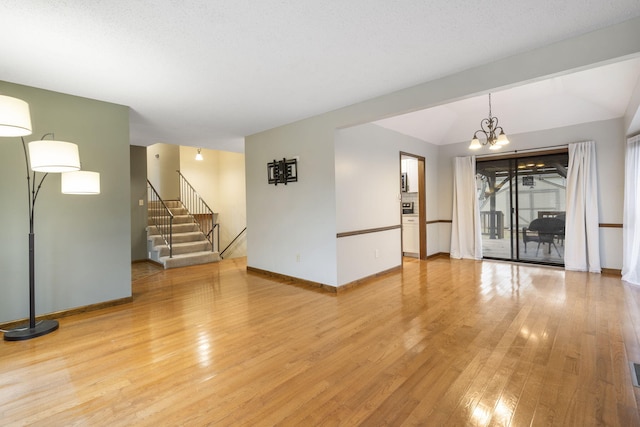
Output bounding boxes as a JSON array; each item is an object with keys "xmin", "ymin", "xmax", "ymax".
[{"xmin": 468, "ymin": 93, "xmax": 509, "ymax": 150}]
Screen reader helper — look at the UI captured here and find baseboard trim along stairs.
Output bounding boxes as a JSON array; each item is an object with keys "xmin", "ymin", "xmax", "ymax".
[{"xmin": 147, "ymin": 200, "xmax": 220, "ymax": 269}]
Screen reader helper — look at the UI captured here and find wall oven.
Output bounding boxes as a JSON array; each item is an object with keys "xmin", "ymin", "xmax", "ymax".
[{"xmin": 402, "ymin": 202, "xmax": 414, "ymax": 214}]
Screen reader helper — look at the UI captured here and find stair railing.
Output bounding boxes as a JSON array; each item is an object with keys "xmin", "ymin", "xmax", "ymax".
[
  {"xmin": 177, "ymin": 170, "xmax": 218, "ymax": 252},
  {"xmin": 220, "ymin": 227, "xmax": 246, "ymax": 259},
  {"xmin": 147, "ymin": 180, "xmax": 173, "ymax": 258}
]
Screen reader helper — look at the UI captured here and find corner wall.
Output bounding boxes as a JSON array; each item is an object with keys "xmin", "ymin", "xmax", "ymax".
[
  {"xmin": 179, "ymin": 146, "xmax": 247, "ymax": 258},
  {"xmin": 130, "ymin": 145, "xmax": 148, "ymax": 261},
  {"xmin": 245, "ymin": 120, "xmax": 338, "ymax": 286},
  {"xmin": 335, "ymin": 123, "xmax": 439, "ymax": 285},
  {"xmin": 0, "ymin": 81, "xmax": 131, "ymax": 323}
]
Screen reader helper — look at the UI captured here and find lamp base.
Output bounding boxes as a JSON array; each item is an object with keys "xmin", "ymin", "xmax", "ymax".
[{"xmin": 3, "ymin": 319, "xmax": 59, "ymax": 341}]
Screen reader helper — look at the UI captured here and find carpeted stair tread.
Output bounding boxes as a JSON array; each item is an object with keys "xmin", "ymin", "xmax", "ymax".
[
  {"xmin": 147, "ymin": 222, "xmax": 201, "ymax": 234},
  {"xmin": 156, "ymin": 240, "xmax": 212, "ymax": 257},
  {"xmin": 146, "ymin": 199, "xmax": 219, "ymax": 269},
  {"xmin": 160, "ymin": 251, "xmax": 221, "ymax": 269},
  {"xmin": 148, "ymin": 232, "xmax": 206, "ymax": 246},
  {"xmin": 148, "ymin": 214, "xmax": 193, "ymax": 224}
]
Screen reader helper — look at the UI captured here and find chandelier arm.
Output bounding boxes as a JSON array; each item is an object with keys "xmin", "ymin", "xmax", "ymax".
[
  {"xmin": 492, "ymin": 116, "xmax": 500, "ymax": 129},
  {"xmin": 479, "ymin": 118, "xmax": 493, "ymax": 134},
  {"xmin": 474, "ymin": 130, "xmax": 490, "ymax": 145}
]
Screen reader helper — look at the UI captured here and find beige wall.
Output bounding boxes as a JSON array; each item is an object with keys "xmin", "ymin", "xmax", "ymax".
[
  {"xmin": 179, "ymin": 146, "xmax": 246, "ymax": 258},
  {"xmin": 147, "ymin": 143, "xmax": 180, "ymax": 200}
]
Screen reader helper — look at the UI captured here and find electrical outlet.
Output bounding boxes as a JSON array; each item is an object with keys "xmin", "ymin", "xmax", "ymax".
[
  {"xmin": 139, "ymin": 199, "xmax": 144, "ymax": 206},
  {"xmin": 375, "ymin": 249, "xmax": 379, "ymax": 258},
  {"xmin": 296, "ymin": 254, "xmax": 300, "ymax": 262}
]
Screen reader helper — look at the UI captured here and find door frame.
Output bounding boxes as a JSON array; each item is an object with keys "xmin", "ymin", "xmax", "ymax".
[
  {"xmin": 475, "ymin": 148, "xmax": 568, "ymax": 266},
  {"xmin": 400, "ymin": 152, "xmax": 427, "ymax": 260}
]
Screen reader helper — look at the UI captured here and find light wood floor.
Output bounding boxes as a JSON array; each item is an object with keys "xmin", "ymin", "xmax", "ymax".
[{"xmin": 2, "ymin": 257, "xmax": 640, "ymax": 426}]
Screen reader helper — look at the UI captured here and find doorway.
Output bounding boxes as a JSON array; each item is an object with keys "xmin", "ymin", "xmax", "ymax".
[
  {"xmin": 400, "ymin": 153, "xmax": 426, "ymax": 260},
  {"xmin": 476, "ymin": 150, "xmax": 568, "ymax": 266}
]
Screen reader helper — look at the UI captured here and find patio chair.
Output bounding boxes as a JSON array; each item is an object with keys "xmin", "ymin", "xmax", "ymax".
[{"xmin": 522, "ymin": 217, "xmax": 565, "ymax": 257}]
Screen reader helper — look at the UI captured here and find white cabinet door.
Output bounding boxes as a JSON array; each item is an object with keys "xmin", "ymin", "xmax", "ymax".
[
  {"xmin": 407, "ymin": 159, "xmax": 418, "ymax": 192},
  {"xmin": 402, "ymin": 217, "xmax": 419, "ymax": 253}
]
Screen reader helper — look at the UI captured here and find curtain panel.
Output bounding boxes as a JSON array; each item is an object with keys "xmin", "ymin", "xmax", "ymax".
[
  {"xmin": 450, "ymin": 156, "xmax": 482, "ymax": 260},
  {"xmin": 622, "ymin": 135, "xmax": 640, "ymax": 285},
  {"xmin": 565, "ymin": 141, "xmax": 601, "ymax": 273}
]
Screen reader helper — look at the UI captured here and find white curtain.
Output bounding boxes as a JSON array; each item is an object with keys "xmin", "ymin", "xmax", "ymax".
[
  {"xmin": 565, "ymin": 141, "xmax": 601, "ymax": 272},
  {"xmin": 622, "ymin": 135, "xmax": 640, "ymax": 285},
  {"xmin": 450, "ymin": 156, "xmax": 482, "ymax": 260}
]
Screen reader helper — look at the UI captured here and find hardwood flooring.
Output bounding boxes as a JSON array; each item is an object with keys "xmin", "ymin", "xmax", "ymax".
[
  {"xmin": 2, "ymin": 257, "xmax": 640, "ymax": 426},
  {"xmin": 130, "ymin": 260, "xmax": 163, "ymax": 282}
]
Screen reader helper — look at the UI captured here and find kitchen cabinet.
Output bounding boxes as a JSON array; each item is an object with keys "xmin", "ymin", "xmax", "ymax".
[
  {"xmin": 401, "ymin": 158, "xmax": 419, "ymax": 192},
  {"xmin": 402, "ymin": 216, "xmax": 419, "ymax": 255}
]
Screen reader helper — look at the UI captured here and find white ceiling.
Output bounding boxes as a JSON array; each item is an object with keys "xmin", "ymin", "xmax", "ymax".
[
  {"xmin": 374, "ymin": 57, "xmax": 640, "ymax": 145},
  {"xmin": 1, "ymin": 1, "xmax": 640, "ymax": 152}
]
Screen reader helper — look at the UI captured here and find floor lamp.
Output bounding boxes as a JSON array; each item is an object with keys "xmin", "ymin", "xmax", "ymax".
[{"xmin": 1, "ymin": 94, "xmax": 100, "ymax": 341}]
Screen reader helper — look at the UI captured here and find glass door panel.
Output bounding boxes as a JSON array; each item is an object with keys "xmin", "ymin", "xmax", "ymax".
[
  {"xmin": 517, "ymin": 154, "xmax": 567, "ymax": 265},
  {"xmin": 477, "ymin": 152, "xmax": 567, "ymax": 266},
  {"xmin": 476, "ymin": 159, "xmax": 514, "ymax": 260}
]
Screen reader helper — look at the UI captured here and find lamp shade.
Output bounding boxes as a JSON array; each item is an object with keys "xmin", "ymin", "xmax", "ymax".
[
  {"xmin": 0, "ymin": 95, "xmax": 32, "ymax": 137},
  {"xmin": 61, "ymin": 170, "xmax": 100, "ymax": 194},
  {"xmin": 469, "ymin": 138, "xmax": 482, "ymax": 150},
  {"xmin": 497, "ymin": 132, "xmax": 509, "ymax": 146},
  {"xmin": 28, "ymin": 140, "xmax": 81, "ymax": 172}
]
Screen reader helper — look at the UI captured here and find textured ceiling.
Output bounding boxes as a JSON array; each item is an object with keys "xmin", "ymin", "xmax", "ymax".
[{"xmin": 1, "ymin": 1, "xmax": 640, "ymax": 152}]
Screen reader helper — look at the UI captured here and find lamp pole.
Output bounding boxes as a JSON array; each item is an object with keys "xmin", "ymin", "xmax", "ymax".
[{"xmin": 4, "ymin": 136, "xmax": 59, "ymax": 341}]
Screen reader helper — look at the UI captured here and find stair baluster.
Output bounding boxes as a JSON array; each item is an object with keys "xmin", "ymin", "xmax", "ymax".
[
  {"xmin": 177, "ymin": 171, "xmax": 218, "ymax": 253},
  {"xmin": 147, "ymin": 180, "xmax": 173, "ymax": 258}
]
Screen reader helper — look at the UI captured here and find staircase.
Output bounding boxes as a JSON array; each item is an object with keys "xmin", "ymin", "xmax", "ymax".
[{"xmin": 147, "ymin": 200, "xmax": 221, "ymax": 269}]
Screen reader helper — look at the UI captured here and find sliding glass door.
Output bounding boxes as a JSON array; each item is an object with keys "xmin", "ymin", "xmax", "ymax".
[{"xmin": 476, "ymin": 152, "xmax": 568, "ymax": 266}]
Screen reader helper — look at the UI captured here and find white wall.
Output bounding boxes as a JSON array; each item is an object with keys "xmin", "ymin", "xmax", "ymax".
[
  {"xmin": 335, "ymin": 123, "xmax": 439, "ymax": 285},
  {"xmin": 179, "ymin": 146, "xmax": 247, "ymax": 258},
  {"xmin": 246, "ymin": 121, "xmax": 338, "ymax": 286},
  {"xmin": 437, "ymin": 118, "xmax": 626, "ymax": 269},
  {"xmin": 246, "ymin": 18, "xmax": 640, "ymax": 287},
  {"xmin": 1, "ymin": 81, "xmax": 131, "ymax": 323},
  {"xmin": 624, "ymin": 69, "xmax": 640, "ymax": 135}
]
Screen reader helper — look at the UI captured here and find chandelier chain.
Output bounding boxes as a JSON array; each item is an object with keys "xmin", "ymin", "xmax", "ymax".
[{"xmin": 488, "ymin": 93, "xmax": 492, "ymax": 118}]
